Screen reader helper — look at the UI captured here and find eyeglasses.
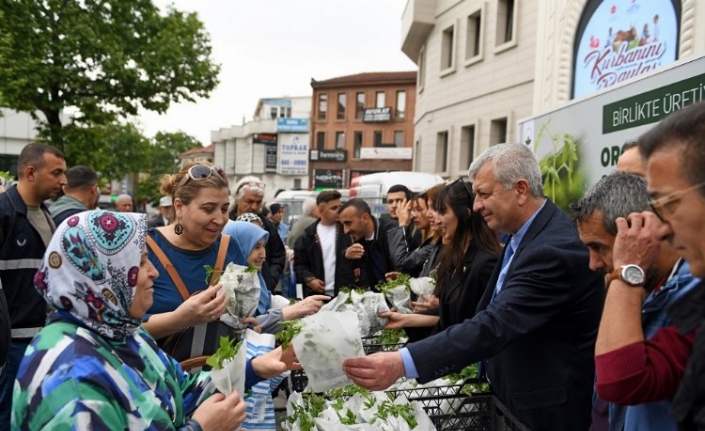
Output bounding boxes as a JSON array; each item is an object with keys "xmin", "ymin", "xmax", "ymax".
[
  {"xmin": 235, "ymin": 180, "xmax": 266, "ymax": 194},
  {"xmin": 449, "ymin": 177, "xmax": 473, "ymax": 199},
  {"xmin": 649, "ymin": 180, "xmax": 705, "ymax": 221},
  {"xmin": 177, "ymin": 165, "xmax": 227, "ymax": 189}
]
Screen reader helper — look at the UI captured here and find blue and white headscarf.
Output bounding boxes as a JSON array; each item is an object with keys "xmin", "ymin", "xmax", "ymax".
[
  {"xmin": 34, "ymin": 210, "xmax": 148, "ymax": 340},
  {"xmin": 224, "ymin": 220, "xmax": 272, "ymax": 314}
]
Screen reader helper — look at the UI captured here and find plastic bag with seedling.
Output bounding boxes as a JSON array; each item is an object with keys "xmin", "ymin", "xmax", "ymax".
[
  {"xmin": 408, "ymin": 277, "xmax": 436, "ymax": 305},
  {"xmin": 216, "ymin": 262, "xmax": 261, "ymax": 331},
  {"xmin": 376, "ymin": 273, "xmax": 412, "ymax": 314},
  {"xmin": 290, "ymin": 310, "xmax": 366, "ymax": 392}
]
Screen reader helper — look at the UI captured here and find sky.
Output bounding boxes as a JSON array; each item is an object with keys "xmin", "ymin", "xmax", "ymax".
[{"xmin": 139, "ymin": 0, "xmax": 417, "ymax": 145}]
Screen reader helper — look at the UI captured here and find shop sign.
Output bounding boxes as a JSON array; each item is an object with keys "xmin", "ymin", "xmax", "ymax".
[
  {"xmin": 279, "ymin": 134, "xmax": 309, "ymax": 175},
  {"xmin": 276, "ymin": 118, "xmax": 309, "ymax": 133},
  {"xmin": 309, "ymin": 149, "xmax": 347, "ymax": 162},
  {"xmin": 313, "ymin": 169, "xmax": 344, "ymax": 190},
  {"xmin": 253, "ymin": 133, "xmax": 278, "ymax": 145},
  {"xmin": 363, "ymin": 107, "xmax": 392, "ymax": 122},
  {"xmin": 359, "ymin": 147, "xmax": 412, "ymax": 159}
]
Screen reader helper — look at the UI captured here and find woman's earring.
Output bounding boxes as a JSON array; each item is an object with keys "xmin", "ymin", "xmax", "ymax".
[{"xmin": 174, "ymin": 222, "xmax": 184, "ymax": 235}]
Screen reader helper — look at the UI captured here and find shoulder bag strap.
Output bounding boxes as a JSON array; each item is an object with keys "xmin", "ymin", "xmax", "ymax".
[
  {"xmin": 146, "ymin": 235, "xmax": 191, "ymax": 301},
  {"xmin": 210, "ymin": 234, "xmax": 230, "ymax": 285}
]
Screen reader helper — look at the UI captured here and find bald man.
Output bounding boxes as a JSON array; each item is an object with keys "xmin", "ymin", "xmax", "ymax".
[
  {"xmin": 115, "ymin": 194, "xmax": 133, "ymax": 212},
  {"xmin": 616, "ymin": 141, "xmax": 646, "ymax": 176}
]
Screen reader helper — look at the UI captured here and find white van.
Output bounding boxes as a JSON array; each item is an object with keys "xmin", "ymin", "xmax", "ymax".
[{"xmin": 349, "ymin": 171, "xmax": 444, "ymax": 217}]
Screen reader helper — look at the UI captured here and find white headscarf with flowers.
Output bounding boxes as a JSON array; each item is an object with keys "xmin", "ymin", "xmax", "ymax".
[{"xmin": 34, "ymin": 210, "xmax": 148, "ymax": 340}]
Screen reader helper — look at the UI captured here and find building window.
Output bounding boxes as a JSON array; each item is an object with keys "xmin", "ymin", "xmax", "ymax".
[
  {"xmin": 317, "ymin": 93, "xmax": 328, "ymax": 120},
  {"xmin": 376, "ymin": 91, "xmax": 386, "ymax": 108},
  {"xmin": 395, "ymin": 91, "xmax": 406, "ymax": 119},
  {"xmin": 354, "ymin": 131, "xmax": 363, "ymax": 158},
  {"xmin": 335, "ymin": 131, "xmax": 345, "ymax": 149},
  {"xmin": 441, "ymin": 23, "xmax": 455, "ymax": 72},
  {"xmin": 496, "ymin": 0, "xmax": 516, "ymax": 47},
  {"xmin": 270, "ymin": 107, "xmax": 278, "ymax": 120},
  {"xmin": 465, "ymin": 8, "xmax": 483, "ymax": 63},
  {"xmin": 316, "ymin": 131, "xmax": 326, "ymax": 150},
  {"xmin": 490, "ymin": 118, "xmax": 508, "ymax": 145},
  {"xmin": 283, "ymin": 107, "xmax": 291, "ymax": 118},
  {"xmin": 436, "ymin": 131, "xmax": 449, "ymax": 173},
  {"xmin": 394, "ymin": 131, "xmax": 404, "ymax": 147},
  {"xmin": 460, "ymin": 124, "xmax": 476, "ymax": 171},
  {"xmin": 337, "ymin": 93, "xmax": 346, "ymax": 120},
  {"xmin": 374, "ymin": 131, "xmax": 383, "ymax": 147},
  {"xmin": 356, "ymin": 92, "xmax": 365, "ymax": 120}
]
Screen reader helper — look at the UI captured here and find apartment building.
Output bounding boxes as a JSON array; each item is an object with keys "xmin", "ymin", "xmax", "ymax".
[
  {"xmin": 211, "ymin": 96, "xmax": 311, "ymax": 201},
  {"xmin": 402, "ymin": 0, "xmax": 703, "ymax": 178},
  {"xmin": 309, "ymin": 71, "xmax": 417, "ymax": 190}
]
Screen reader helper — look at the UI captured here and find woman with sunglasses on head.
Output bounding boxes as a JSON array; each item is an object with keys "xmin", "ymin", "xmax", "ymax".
[
  {"xmin": 382, "ymin": 179, "xmax": 501, "ymax": 335},
  {"xmin": 12, "ymin": 211, "xmax": 295, "ymax": 431},
  {"xmin": 142, "ymin": 162, "xmax": 238, "ymax": 342},
  {"xmin": 142, "ymin": 164, "xmax": 295, "ymax": 380},
  {"xmin": 387, "ymin": 184, "xmax": 444, "ymax": 278}
]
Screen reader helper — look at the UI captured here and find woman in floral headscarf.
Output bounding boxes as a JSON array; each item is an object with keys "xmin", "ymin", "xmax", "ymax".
[{"xmin": 11, "ymin": 211, "xmax": 293, "ymax": 431}]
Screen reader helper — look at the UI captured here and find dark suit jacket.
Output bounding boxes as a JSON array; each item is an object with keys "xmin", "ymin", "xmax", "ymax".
[
  {"xmin": 407, "ymin": 200, "xmax": 604, "ymax": 431},
  {"xmin": 147, "ymin": 214, "xmax": 166, "ymax": 228},
  {"xmin": 338, "ymin": 216, "xmax": 394, "ymax": 289},
  {"xmin": 433, "ymin": 243, "xmax": 498, "ymax": 332}
]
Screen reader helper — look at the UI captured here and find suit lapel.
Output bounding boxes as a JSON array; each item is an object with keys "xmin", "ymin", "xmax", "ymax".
[{"xmin": 476, "ymin": 200, "xmax": 557, "ymax": 311}]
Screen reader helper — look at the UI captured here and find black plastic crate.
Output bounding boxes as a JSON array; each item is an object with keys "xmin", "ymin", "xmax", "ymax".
[
  {"xmin": 289, "ymin": 369, "xmax": 309, "ymax": 393},
  {"xmin": 423, "ymin": 394, "xmax": 529, "ymax": 431},
  {"xmin": 386, "ymin": 377, "xmax": 475, "ymax": 401},
  {"xmin": 361, "ymin": 335, "xmax": 407, "ymax": 354}
]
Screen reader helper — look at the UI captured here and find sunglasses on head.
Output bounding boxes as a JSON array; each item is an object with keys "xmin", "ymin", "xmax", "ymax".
[
  {"xmin": 177, "ymin": 165, "xmax": 227, "ymax": 189},
  {"xmin": 236, "ymin": 180, "xmax": 266, "ymax": 194},
  {"xmin": 449, "ymin": 177, "xmax": 473, "ymax": 198}
]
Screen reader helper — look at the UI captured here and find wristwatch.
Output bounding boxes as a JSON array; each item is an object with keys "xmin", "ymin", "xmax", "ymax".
[{"xmin": 607, "ymin": 264, "xmax": 646, "ymax": 286}]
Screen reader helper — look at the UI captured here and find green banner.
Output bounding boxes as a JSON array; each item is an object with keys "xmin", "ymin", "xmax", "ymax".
[{"xmin": 603, "ymin": 72, "xmax": 705, "ymax": 134}]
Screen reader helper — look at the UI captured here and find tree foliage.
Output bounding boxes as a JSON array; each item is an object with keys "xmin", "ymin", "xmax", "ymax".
[
  {"xmin": 133, "ymin": 130, "xmax": 203, "ymax": 205},
  {"xmin": 0, "ymin": 0, "xmax": 220, "ymax": 150}
]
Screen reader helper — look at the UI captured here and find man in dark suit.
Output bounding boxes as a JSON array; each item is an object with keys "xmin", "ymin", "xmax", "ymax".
[
  {"xmin": 147, "ymin": 196, "xmax": 173, "ymax": 228},
  {"xmin": 344, "ymin": 143, "xmax": 604, "ymax": 431},
  {"xmin": 338, "ymin": 198, "xmax": 394, "ymax": 289}
]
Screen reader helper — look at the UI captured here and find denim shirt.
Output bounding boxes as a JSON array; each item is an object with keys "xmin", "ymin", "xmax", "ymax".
[{"xmin": 609, "ymin": 260, "xmax": 700, "ymax": 431}]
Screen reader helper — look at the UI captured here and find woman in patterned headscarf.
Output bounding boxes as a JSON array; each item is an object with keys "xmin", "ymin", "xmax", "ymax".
[{"xmin": 11, "ymin": 211, "xmax": 293, "ymax": 431}]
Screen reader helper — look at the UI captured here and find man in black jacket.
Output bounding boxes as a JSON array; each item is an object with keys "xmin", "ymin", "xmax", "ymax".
[
  {"xmin": 229, "ymin": 176, "xmax": 286, "ymax": 293},
  {"xmin": 0, "ymin": 144, "xmax": 67, "ymax": 427},
  {"xmin": 338, "ymin": 198, "xmax": 394, "ymax": 290},
  {"xmin": 294, "ymin": 190, "xmax": 347, "ymax": 297}
]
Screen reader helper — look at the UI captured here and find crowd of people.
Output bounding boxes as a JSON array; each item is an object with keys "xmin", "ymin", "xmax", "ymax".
[{"xmin": 0, "ymin": 101, "xmax": 705, "ymax": 430}]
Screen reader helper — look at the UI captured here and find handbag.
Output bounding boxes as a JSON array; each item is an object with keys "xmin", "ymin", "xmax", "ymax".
[{"xmin": 147, "ymin": 234, "xmax": 238, "ymax": 371}]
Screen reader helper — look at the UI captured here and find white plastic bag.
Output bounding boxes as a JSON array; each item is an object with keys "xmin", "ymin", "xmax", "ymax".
[
  {"xmin": 409, "ymin": 277, "xmax": 436, "ymax": 302},
  {"xmin": 208, "ymin": 331, "xmax": 249, "ymax": 397},
  {"xmin": 384, "ymin": 284, "xmax": 413, "ymax": 314},
  {"xmin": 292, "ymin": 311, "xmax": 366, "ymax": 392},
  {"xmin": 220, "ymin": 263, "xmax": 261, "ymax": 330},
  {"xmin": 352, "ymin": 291, "xmax": 390, "ymax": 337}
]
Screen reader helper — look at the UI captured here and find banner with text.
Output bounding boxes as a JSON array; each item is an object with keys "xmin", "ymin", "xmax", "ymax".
[{"xmin": 573, "ymin": 0, "xmax": 678, "ymax": 99}]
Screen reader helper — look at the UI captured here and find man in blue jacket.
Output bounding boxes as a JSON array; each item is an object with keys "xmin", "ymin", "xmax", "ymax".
[
  {"xmin": 344, "ymin": 143, "xmax": 604, "ymax": 431},
  {"xmin": 0, "ymin": 143, "xmax": 66, "ymax": 428}
]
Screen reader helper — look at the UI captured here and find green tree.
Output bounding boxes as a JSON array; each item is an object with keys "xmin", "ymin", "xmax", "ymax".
[
  {"xmin": 134, "ymin": 130, "xmax": 203, "ymax": 205},
  {"xmin": 0, "ymin": 0, "xmax": 220, "ymax": 151},
  {"xmin": 61, "ymin": 121, "xmax": 152, "ymax": 184}
]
